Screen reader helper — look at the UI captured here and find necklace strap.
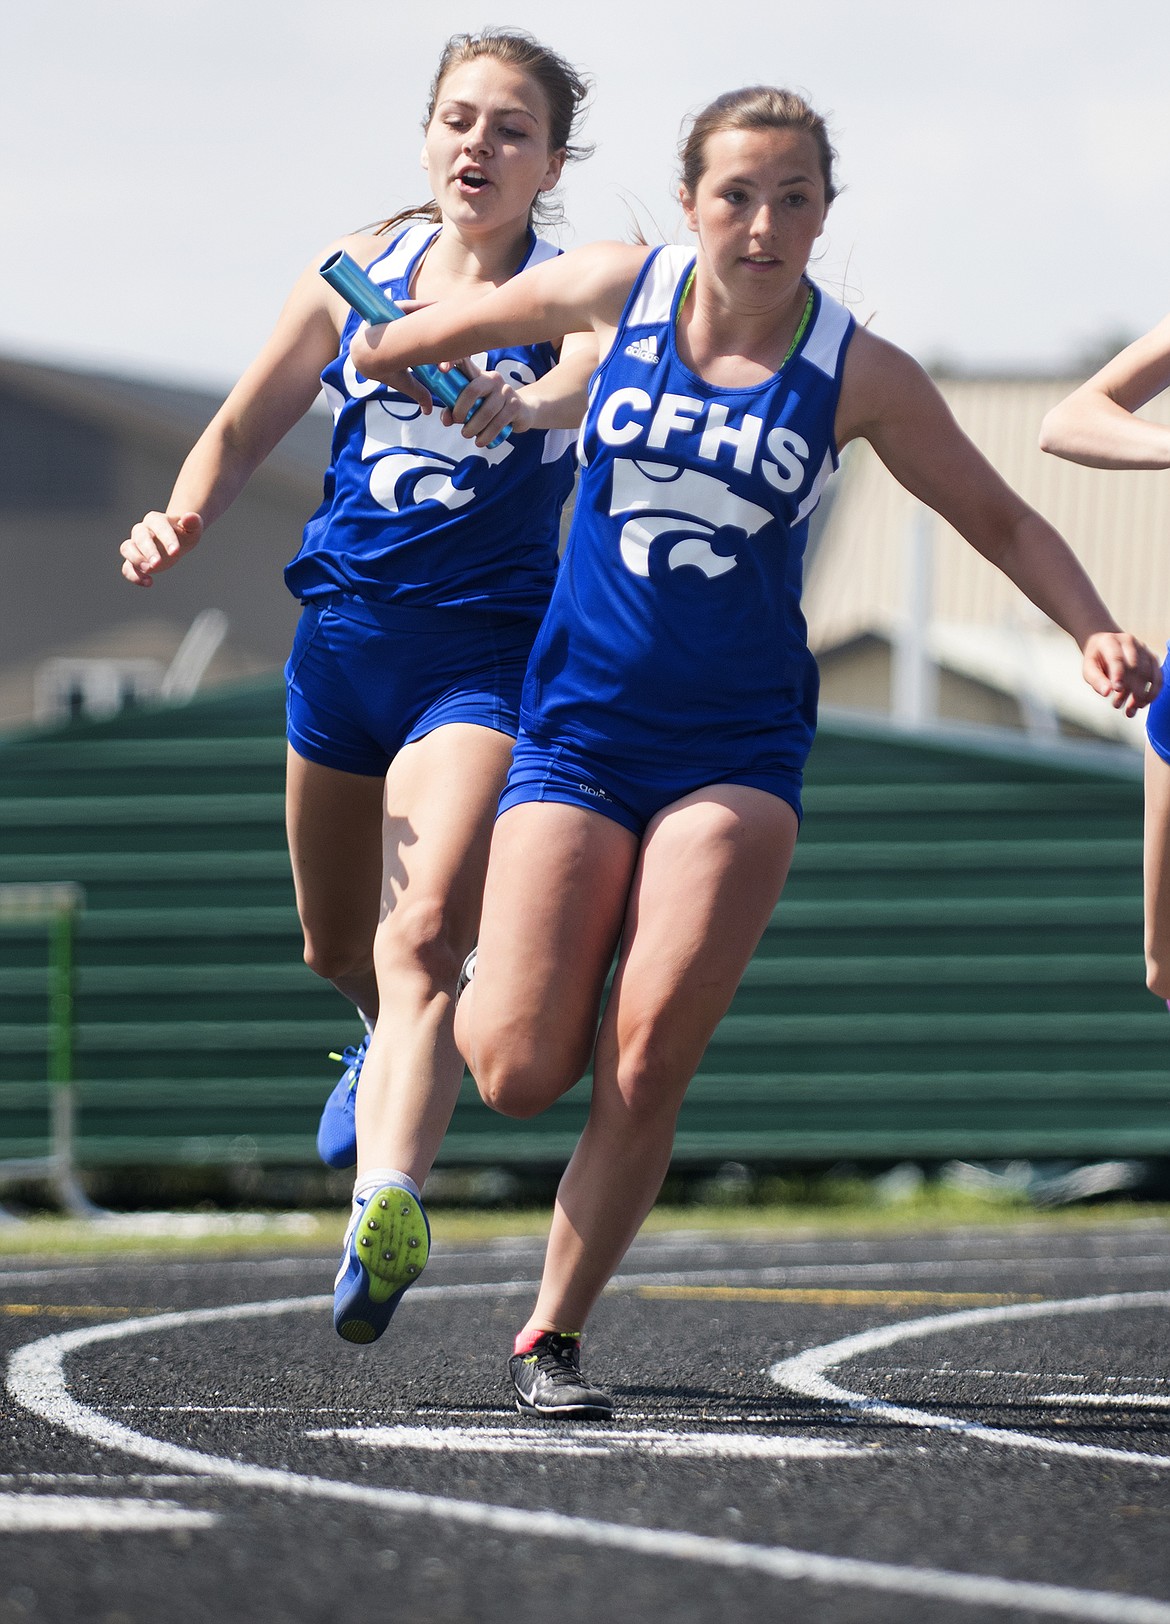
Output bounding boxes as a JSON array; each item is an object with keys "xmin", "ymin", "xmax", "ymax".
[
  {"xmin": 676, "ymin": 271, "xmax": 815, "ymax": 370},
  {"xmin": 784, "ymin": 286, "xmax": 815, "ymax": 366}
]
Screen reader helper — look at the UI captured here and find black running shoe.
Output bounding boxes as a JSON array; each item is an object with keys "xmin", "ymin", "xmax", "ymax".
[{"xmin": 508, "ymin": 1332, "xmax": 614, "ymax": 1419}]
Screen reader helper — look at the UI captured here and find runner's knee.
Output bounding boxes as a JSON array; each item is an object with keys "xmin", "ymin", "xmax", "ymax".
[
  {"xmin": 472, "ymin": 1027, "xmax": 586, "ymax": 1120},
  {"xmin": 300, "ymin": 923, "xmax": 373, "ymax": 986},
  {"xmin": 597, "ymin": 1009, "xmax": 698, "ymax": 1131},
  {"xmin": 1145, "ymin": 943, "xmax": 1170, "ymax": 1001},
  {"xmin": 374, "ymin": 896, "xmax": 465, "ymax": 992}
]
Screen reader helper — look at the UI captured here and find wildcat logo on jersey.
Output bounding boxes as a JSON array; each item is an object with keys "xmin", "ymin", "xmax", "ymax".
[
  {"xmin": 609, "ymin": 459, "xmax": 773, "ymax": 579},
  {"xmin": 362, "ymin": 398, "xmax": 512, "ymax": 515}
]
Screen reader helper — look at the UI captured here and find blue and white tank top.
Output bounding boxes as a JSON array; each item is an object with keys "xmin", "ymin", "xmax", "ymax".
[
  {"xmin": 521, "ymin": 244, "xmax": 856, "ymax": 767},
  {"xmin": 285, "ymin": 223, "xmax": 577, "ymax": 619}
]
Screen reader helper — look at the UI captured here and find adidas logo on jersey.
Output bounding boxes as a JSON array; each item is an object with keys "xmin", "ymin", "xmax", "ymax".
[{"xmin": 623, "ymin": 335, "xmax": 659, "ymax": 365}]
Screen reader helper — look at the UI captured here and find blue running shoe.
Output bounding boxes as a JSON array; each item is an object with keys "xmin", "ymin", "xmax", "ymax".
[
  {"xmin": 316, "ymin": 1034, "xmax": 370, "ymax": 1169},
  {"xmin": 333, "ymin": 1183, "xmax": 430, "ymax": 1344}
]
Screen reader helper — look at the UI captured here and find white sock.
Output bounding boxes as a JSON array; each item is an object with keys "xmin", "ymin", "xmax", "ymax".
[
  {"xmin": 353, "ymin": 1167, "xmax": 422, "ymax": 1206},
  {"xmin": 343, "ymin": 1169, "xmax": 423, "ymax": 1254},
  {"xmin": 358, "ymin": 1010, "xmax": 376, "ymax": 1038}
]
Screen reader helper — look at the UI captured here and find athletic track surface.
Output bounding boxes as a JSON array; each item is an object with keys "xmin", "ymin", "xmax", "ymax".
[{"xmin": 2, "ymin": 1219, "xmax": 1168, "ymax": 1623}]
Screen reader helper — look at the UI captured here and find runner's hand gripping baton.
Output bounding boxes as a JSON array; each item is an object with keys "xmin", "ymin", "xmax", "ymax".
[{"xmin": 319, "ymin": 250, "xmax": 509, "ymax": 446}]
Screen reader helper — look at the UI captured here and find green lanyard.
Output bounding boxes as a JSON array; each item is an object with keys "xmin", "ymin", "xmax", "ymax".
[{"xmin": 676, "ymin": 269, "xmax": 815, "ymax": 368}]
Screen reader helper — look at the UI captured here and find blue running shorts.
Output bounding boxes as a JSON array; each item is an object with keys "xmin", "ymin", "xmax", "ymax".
[
  {"xmin": 1148, "ymin": 646, "xmax": 1170, "ymax": 766},
  {"xmin": 286, "ymin": 596, "xmax": 538, "ymax": 777},
  {"xmin": 497, "ymin": 727, "xmax": 804, "ymax": 837}
]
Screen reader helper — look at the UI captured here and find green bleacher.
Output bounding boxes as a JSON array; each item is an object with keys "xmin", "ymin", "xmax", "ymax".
[{"xmin": 1, "ymin": 679, "xmax": 1167, "ymax": 1171}]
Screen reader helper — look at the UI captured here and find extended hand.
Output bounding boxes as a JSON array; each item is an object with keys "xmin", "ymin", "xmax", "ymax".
[
  {"xmin": 1082, "ymin": 631, "xmax": 1164, "ymax": 716},
  {"xmin": 120, "ymin": 511, "xmax": 204, "ymax": 586}
]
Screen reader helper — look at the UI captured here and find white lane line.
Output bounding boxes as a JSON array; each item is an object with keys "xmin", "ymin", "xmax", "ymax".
[
  {"xmin": 117, "ymin": 1405, "xmax": 291, "ymax": 1414},
  {"xmin": 770, "ymin": 1291, "xmax": 1170, "ymax": 1469},
  {"xmin": 8, "ymin": 1295, "xmax": 1170, "ymax": 1622},
  {"xmin": 1036, "ymin": 1394, "xmax": 1170, "ymax": 1410},
  {"xmin": 0, "ymin": 1473, "xmax": 206, "ymax": 1488},
  {"xmin": 0, "ymin": 1493, "xmax": 218, "ymax": 1533},
  {"xmin": 3, "ymin": 1245, "xmax": 1168, "ymax": 1291},
  {"xmin": 0, "ymin": 1265, "xmax": 543, "ymax": 1290},
  {"xmin": 0, "ymin": 1258, "xmax": 334, "ymax": 1286},
  {"xmin": 371, "ymin": 1407, "xmax": 830, "ymax": 1425},
  {"xmin": 112, "ymin": 1406, "xmax": 847, "ymax": 1426},
  {"xmin": 305, "ymin": 1425, "xmax": 870, "ymax": 1461},
  {"xmin": 616, "ymin": 1255, "xmax": 1170, "ymax": 1289},
  {"xmin": 882, "ymin": 1370, "xmax": 1169, "ymax": 1383}
]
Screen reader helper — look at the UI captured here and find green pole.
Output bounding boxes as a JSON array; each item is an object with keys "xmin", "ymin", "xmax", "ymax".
[
  {"xmin": 0, "ymin": 882, "xmax": 95, "ymax": 1216},
  {"xmin": 48, "ymin": 899, "xmax": 76, "ymax": 1088}
]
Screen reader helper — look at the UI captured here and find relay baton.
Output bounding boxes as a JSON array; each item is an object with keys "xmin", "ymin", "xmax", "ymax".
[{"xmin": 319, "ymin": 250, "xmax": 509, "ymax": 445}]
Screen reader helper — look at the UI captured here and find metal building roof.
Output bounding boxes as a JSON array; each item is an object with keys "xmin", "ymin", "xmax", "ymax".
[{"xmin": 805, "ymin": 373, "xmax": 1170, "ymax": 743}]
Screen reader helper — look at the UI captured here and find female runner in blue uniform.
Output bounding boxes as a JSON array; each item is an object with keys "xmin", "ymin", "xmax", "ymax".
[
  {"xmin": 354, "ymin": 84, "xmax": 1163, "ymax": 1415},
  {"xmin": 119, "ymin": 29, "xmax": 593, "ymax": 1345},
  {"xmin": 1040, "ymin": 315, "xmax": 1170, "ymax": 1005}
]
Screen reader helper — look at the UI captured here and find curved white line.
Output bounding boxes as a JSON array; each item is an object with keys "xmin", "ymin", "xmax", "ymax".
[
  {"xmin": 7, "ymin": 1291, "xmax": 1170, "ymax": 1621},
  {"xmin": 770, "ymin": 1291, "xmax": 1170, "ymax": 1468}
]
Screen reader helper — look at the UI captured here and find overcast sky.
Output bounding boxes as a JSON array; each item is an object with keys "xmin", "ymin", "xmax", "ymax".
[{"xmin": 5, "ymin": 0, "xmax": 1167, "ymax": 393}]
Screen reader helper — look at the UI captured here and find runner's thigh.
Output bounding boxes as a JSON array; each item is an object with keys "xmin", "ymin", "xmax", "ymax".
[
  {"xmin": 285, "ymin": 746, "xmax": 385, "ymax": 963},
  {"xmin": 469, "ymin": 801, "xmax": 639, "ymax": 1100},
  {"xmin": 380, "ymin": 722, "xmax": 516, "ymax": 945},
  {"xmin": 601, "ymin": 784, "xmax": 800, "ymax": 1096}
]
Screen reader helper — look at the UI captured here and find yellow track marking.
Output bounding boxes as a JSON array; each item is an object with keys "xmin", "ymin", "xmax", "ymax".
[
  {"xmin": 2, "ymin": 1304, "xmax": 138, "ymax": 1319},
  {"xmin": 637, "ymin": 1286, "xmax": 1041, "ymax": 1308}
]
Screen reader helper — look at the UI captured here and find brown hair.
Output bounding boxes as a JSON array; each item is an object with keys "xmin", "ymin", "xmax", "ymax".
[
  {"xmin": 679, "ymin": 86, "xmax": 838, "ymax": 207},
  {"xmin": 373, "ymin": 29, "xmax": 591, "ymax": 237}
]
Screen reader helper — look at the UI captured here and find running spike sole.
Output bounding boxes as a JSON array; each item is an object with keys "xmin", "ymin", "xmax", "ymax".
[{"xmin": 334, "ymin": 1186, "xmax": 430, "ymax": 1345}]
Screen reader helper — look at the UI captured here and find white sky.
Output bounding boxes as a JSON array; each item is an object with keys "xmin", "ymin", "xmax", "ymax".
[{"xmin": 4, "ymin": 0, "xmax": 1167, "ymax": 392}]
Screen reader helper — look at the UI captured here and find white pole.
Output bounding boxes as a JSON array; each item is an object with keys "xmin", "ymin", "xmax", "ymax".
[
  {"xmin": 892, "ymin": 505, "xmax": 937, "ymax": 727},
  {"xmin": 161, "ymin": 609, "xmax": 229, "ymax": 701}
]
